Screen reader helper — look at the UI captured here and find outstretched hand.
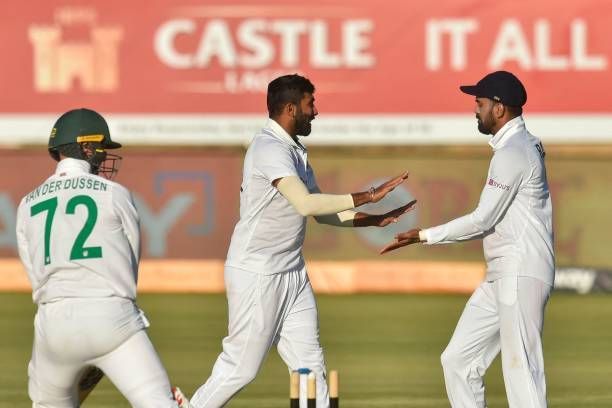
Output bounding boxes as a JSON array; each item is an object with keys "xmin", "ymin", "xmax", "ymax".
[
  {"xmin": 379, "ymin": 228, "xmax": 422, "ymax": 254},
  {"xmin": 371, "ymin": 171, "xmax": 409, "ymax": 203},
  {"xmin": 375, "ymin": 200, "xmax": 417, "ymax": 227}
]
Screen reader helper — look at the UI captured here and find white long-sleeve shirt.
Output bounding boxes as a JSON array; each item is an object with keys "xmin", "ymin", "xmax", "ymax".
[
  {"xmin": 16, "ymin": 158, "xmax": 141, "ymax": 304},
  {"xmin": 421, "ymin": 116, "xmax": 555, "ymax": 285},
  {"xmin": 226, "ymin": 119, "xmax": 323, "ymax": 274}
]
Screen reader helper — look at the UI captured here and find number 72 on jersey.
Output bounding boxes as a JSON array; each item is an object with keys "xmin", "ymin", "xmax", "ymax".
[{"xmin": 30, "ymin": 195, "xmax": 102, "ymax": 265}]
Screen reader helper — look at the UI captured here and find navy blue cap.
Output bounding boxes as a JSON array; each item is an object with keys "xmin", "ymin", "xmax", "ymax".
[{"xmin": 460, "ymin": 71, "xmax": 527, "ymax": 107}]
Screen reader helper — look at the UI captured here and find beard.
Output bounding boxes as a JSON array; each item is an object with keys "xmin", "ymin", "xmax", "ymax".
[
  {"xmin": 477, "ymin": 111, "xmax": 495, "ymax": 135},
  {"xmin": 294, "ymin": 109, "xmax": 313, "ymax": 136}
]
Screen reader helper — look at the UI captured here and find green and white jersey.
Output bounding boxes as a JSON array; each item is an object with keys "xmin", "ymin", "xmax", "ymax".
[{"xmin": 16, "ymin": 158, "xmax": 140, "ymax": 304}]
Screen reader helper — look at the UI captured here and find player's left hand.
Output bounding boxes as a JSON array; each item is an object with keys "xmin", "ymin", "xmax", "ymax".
[
  {"xmin": 379, "ymin": 228, "xmax": 422, "ymax": 254},
  {"xmin": 370, "ymin": 171, "xmax": 409, "ymax": 203},
  {"xmin": 375, "ymin": 200, "xmax": 417, "ymax": 227}
]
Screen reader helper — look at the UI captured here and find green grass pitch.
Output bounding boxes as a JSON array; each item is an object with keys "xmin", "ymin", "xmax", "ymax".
[{"xmin": 2, "ymin": 292, "xmax": 612, "ymax": 407}]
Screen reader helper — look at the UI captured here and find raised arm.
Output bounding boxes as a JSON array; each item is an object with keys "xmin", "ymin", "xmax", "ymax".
[
  {"xmin": 274, "ymin": 171, "xmax": 410, "ymax": 217},
  {"xmin": 309, "ymin": 182, "xmax": 416, "ymax": 227},
  {"xmin": 381, "ymin": 148, "xmax": 525, "ymax": 254}
]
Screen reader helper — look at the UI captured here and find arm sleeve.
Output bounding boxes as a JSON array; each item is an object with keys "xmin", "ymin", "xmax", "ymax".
[
  {"xmin": 310, "ymin": 184, "xmax": 357, "ymax": 226},
  {"xmin": 314, "ymin": 210, "xmax": 357, "ymax": 227},
  {"xmin": 276, "ymin": 176, "xmax": 355, "ymax": 216},
  {"xmin": 112, "ymin": 186, "xmax": 141, "ymax": 263},
  {"xmin": 423, "ymin": 148, "xmax": 525, "ymax": 244}
]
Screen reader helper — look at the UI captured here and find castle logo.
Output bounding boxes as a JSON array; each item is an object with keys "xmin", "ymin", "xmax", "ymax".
[{"xmin": 28, "ymin": 7, "xmax": 123, "ymax": 93}]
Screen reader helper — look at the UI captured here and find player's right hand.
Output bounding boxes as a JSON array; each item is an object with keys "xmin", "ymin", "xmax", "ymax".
[{"xmin": 379, "ymin": 228, "xmax": 422, "ymax": 254}]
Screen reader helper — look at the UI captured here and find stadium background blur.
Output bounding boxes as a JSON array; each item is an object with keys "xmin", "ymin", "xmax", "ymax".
[{"xmin": 2, "ymin": 1, "xmax": 612, "ymax": 406}]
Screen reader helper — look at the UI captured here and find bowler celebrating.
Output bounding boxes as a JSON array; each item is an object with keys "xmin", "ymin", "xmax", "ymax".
[{"xmin": 186, "ymin": 74, "xmax": 415, "ymax": 408}]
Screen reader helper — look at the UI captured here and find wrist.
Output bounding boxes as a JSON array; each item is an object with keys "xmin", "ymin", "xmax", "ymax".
[
  {"xmin": 351, "ymin": 190, "xmax": 371, "ymax": 207},
  {"xmin": 351, "ymin": 212, "xmax": 369, "ymax": 227}
]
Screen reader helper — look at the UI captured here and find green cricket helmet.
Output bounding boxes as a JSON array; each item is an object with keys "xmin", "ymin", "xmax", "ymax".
[{"xmin": 48, "ymin": 108, "xmax": 122, "ymax": 179}]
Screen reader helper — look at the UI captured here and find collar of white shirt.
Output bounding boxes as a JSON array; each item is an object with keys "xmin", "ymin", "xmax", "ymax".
[
  {"xmin": 488, "ymin": 116, "xmax": 526, "ymax": 151},
  {"xmin": 265, "ymin": 119, "xmax": 307, "ymax": 152},
  {"xmin": 55, "ymin": 158, "xmax": 91, "ymax": 176}
]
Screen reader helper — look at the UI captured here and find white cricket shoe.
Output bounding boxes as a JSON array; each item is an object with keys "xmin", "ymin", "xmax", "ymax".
[{"xmin": 172, "ymin": 386, "xmax": 194, "ymax": 408}]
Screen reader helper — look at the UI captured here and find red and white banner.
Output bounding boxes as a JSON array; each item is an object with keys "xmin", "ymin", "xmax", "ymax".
[{"xmin": 2, "ymin": 0, "xmax": 612, "ymax": 144}]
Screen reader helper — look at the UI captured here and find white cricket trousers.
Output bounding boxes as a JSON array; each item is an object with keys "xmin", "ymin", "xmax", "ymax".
[
  {"xmin": 441, "ymin": 276, "xmax": 552, "ymax": 408},
  {"xmin": 191, "ymin": 265, "xmax": 329, "ymax": 408},
  {"xmin": 29, "ymin": 297, "xmax": 177, "ymax": 408}
]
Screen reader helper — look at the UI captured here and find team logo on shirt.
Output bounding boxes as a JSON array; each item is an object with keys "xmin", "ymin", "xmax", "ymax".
[{"xmin": 488, "ymin": 178, "xmax": 511, "ymax": 191}]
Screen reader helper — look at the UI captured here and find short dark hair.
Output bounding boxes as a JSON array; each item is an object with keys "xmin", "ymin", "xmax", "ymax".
[
  {"xmin": 506, "ymin": 105, "xmax": 523, "ymax": 117},
  {"xmin": 267, "ymin": 74, "xmax": 315, "ymax": 118},
  {"xmin": 50, "ymin": 143, "xmax": 86, "ymax": 162}
]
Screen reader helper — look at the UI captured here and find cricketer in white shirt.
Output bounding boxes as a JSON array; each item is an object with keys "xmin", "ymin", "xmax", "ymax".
[
  {"xmin": 382, "ymin": 103, "xmax": 554, "ymax": 406},
  {"xmin": 423, "ymin": 115, "xmax": 554, "ymax": 286},
  {"xmin": 429, "ymin": 115, "xmax": 554, "ymax": 408},
  {"xmin": 189, "ymin": 74, "xmax": 414, "ymax": 408},
  {"xmin": 17, "ymin": 156, "xmax": 178, "ymax": 407},
  {"xmin": 225, "ymin": 121, "xmax": 316, "ymax": 274},
  {"xmin": 191, "ymin": 119, "xmax": 335, "ymax": 408}
]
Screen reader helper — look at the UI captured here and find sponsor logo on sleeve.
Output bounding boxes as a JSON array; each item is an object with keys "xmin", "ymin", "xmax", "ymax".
[{"xmin": 488, "ymin": 178, "xmax": 511, "ymax": 191}]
